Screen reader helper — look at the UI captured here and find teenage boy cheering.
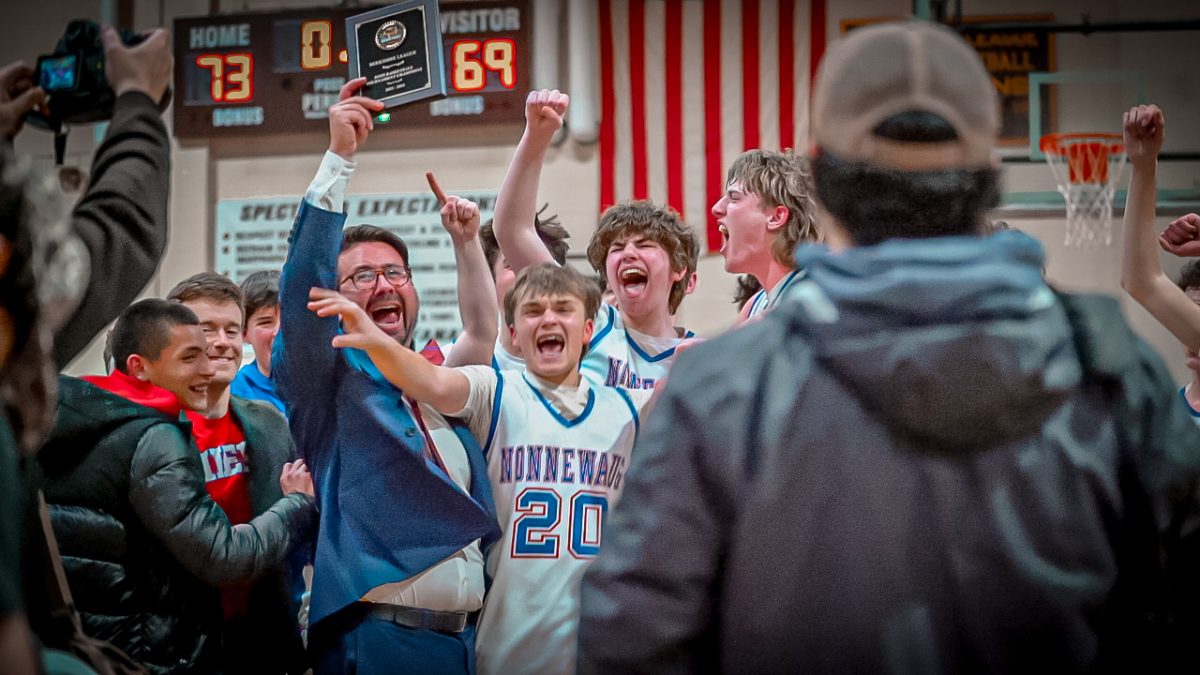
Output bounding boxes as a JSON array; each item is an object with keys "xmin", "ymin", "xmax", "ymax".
[
  {"xmin": 491, "ymin": 89, "xmax": 700, "ymax": 390},
  {"xmin": 308, "ymin": 261, "xmax": 649, "ymax": 675},
  {"xmin": 710, "ymin": 148, "xmax": 818, "ymax": 321},
  {"xmin": 168, "ymin": 272, "xmax": 312, "ymax": 674}
]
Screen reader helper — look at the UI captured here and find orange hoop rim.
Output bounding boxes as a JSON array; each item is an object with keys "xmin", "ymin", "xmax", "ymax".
[{"xmin": 1039, "ymin": 132, "xmax": 1125, "ymax": 156}]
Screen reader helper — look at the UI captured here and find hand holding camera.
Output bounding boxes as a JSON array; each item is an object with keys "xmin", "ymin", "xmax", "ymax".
[
  {"xmin": 29, "ymin": 20, "xmax": 172, "ymax": 134},
  {"xmin": 0, "ymin": 62, "xmax": 45, "ymax": 139},
  {"xmin": 101, "ymin": 25, "xmax": 171, "ymax": 101}
]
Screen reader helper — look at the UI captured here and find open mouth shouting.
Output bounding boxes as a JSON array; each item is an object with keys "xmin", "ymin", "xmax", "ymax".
[
  {"xmin": 718, "ymin": 222, "xmax": 730, "ymax": 253},
  {"xmin": 618, "ymin": 265, "xmax": 649, "ymax": 297},
  {"xmin": 368, "ymin": 299, "xmax": 406, "ymax": 334},
  {"xmin": 535, "ymin": 332, "xmax": 566, "ymax": 358}
]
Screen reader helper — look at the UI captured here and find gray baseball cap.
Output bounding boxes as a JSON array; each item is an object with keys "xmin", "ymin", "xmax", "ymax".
[{"xmin": 811, "ymin": 20, "xmax": 1000, "ymax": 171}]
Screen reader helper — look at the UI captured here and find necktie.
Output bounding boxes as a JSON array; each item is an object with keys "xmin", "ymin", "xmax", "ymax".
[{"xmin": 409, "ymin": 339, "xmax": 450, "ymax": 475}]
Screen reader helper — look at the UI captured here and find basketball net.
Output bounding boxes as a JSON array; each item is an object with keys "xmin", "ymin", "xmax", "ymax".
[{"xmin": 1040, "ymin": 133, "xmax": 1127, "ymax": 248}]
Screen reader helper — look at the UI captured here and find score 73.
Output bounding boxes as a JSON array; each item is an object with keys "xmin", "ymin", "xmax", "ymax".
[
  {"xmin": 196, "ymin": 53, "xmax": 253, "ymax": 103},
  {"xmin": 451, "ymin": 39, "xmax": 517, "ymax": 92}
]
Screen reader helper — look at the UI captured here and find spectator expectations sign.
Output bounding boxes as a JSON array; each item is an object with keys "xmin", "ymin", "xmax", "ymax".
[{"xmin": 215, "ymin": 191, "xmax": 498, "ymax": 347}]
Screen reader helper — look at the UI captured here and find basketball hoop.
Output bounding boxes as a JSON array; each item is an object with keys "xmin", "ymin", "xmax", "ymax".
[{"xmin": 1040, "ymin": 132, "xmax": 1127, "ymax": 248}]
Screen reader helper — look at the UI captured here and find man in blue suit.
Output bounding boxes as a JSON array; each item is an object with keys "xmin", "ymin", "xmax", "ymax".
[{"xmin": 275, "ymin": 77, "xmax": 500, "ymax": 674}]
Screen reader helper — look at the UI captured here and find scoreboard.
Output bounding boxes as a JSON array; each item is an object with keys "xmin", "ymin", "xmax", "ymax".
[{"xmin": 173, "ymin": 1, "xmax": 531, "ymax": 138}]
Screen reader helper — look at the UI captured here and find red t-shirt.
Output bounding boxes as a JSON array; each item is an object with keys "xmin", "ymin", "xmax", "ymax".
[
  {"xmin": 186, "ymin": 410, "xmax": 253, "ymax": 617},
  {"xmin": 186, "ymin": 411, "xmax": 252, "ymax": 525}
]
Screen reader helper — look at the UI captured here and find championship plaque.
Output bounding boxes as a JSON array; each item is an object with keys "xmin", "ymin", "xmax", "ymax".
[{"xmin": 345, "ymin": 0, "xmax": 446, "ymax": 108}]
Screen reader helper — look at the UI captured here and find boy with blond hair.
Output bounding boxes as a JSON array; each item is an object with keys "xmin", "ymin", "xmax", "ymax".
[{"xmin": 711, "ymin": 148, "xmax": 818, "ymax": 321}]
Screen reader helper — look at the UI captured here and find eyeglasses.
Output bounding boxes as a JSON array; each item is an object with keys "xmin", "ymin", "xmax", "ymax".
[{"xmin": 339, "ymin": 265, "xmax": 411, "ymax": 291}]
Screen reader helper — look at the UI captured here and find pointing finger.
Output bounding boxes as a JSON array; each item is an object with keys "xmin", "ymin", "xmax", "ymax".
[{"xmin": 426, "ymin": 171, "xmax": 447, "ymax": 205}]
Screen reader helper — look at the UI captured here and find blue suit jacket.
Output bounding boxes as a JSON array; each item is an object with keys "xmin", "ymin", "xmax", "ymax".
[{"xmin": 274, "ymin": 200, "xmax": 499, "ymax": 630}]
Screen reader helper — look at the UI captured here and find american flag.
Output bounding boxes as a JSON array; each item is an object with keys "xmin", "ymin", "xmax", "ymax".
[{"xmin": 596, "ymin": 0, "xmax": 826, "ymax": 253}]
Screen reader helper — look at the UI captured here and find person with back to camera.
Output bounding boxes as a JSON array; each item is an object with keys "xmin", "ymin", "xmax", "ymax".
[{"xmin": 580, "ymin": 20, "xmax": 1200, "ymax": 674}]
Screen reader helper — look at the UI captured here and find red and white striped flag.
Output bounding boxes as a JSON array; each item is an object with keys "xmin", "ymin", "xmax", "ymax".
[{"xmin": 597, "ymin": 0, "xmax": 826, "ymax": 253}]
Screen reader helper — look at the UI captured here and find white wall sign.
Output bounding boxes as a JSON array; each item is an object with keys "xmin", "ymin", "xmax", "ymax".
[{"xmin": 215, "ymin": 191, "xmax": 498, "ymax": 347}]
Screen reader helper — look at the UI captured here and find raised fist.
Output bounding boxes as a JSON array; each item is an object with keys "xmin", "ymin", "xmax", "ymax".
[
  {"xmin": 1160, "ymin": 213, "xmax": 1200, "ymax": 258},
  {"xmin": 1122, "ymin": 104, "xmax": 1164, "ymax": 167},
  {"xmin": 525, "ymin": 88, "xmax": 569, "ymax": 137}
]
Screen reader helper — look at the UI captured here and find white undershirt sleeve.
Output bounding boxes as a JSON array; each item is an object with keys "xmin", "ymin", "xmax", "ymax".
[{"xmin": 304, "ymin": 150, "xmax": 356, "ymax": 212}]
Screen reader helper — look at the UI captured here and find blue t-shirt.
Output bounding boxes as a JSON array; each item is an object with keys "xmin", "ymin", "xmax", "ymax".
[{"xmin": 231, "ymin": 363, "xmax": 286, "ymax": 415}]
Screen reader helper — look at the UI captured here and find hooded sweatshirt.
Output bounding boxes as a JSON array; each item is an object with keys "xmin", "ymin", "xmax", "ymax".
[
  {"xmin": 790, "ymin": 229, "xmax": 1081, "ymax": 449},
  {"xmin": 83, "ymin": 369, "xmax": 182, "ymax": 417},
  {"xmin": 579, "ymin": 230, "xmax": 1200, "ymax": 674}
]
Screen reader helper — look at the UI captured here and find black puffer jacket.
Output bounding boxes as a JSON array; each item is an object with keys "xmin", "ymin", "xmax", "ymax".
[{"xmin": 36, "ymin": 376, "xmax": 315, "ymax": 674}]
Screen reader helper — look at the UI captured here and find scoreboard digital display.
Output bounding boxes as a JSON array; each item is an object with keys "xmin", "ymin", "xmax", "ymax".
[{"xmin": 173, "ymin": 1, "xmax": 531, "ymax": 138}]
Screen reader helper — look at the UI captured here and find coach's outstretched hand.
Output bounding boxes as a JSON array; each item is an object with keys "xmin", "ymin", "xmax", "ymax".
[
  {"xmin": 328, "ymin": 77, "xmax": 384, "ymax": 160},
  {"xmin": 1160, "ymin": 213, "xmax": 1200, "ymax": 257},
  {"xmin": 525, "ymin": 88, "xmax": 568, "ymax": 140},
  {"xmin": 308, "ymin": 287, "xmax": 390, "ymax": 352}
]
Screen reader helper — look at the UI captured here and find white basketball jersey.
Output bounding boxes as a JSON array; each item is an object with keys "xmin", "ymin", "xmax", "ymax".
[
  {"xmin": 444, "ymin": 329, "xmax": 526, "ymax": 372},
  {"xmin": 492, "ymin": 338, "xmax": 525, "ymax": 372},
  {"xmin": 745, "ymin": 268, "xmax": 806, "ymax": 319},
  {"xmin": 581, "ymin": 304, "xmax": 693, "ymax": 391},
  {"xmin": 475, "ymin": 371, "xmax": 641, "ymax": 675}
]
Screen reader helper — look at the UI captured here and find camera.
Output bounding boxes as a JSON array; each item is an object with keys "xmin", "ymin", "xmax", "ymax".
[{"xmin": 30, "ymin": 19, "xmax": 147, "ymax": 129}]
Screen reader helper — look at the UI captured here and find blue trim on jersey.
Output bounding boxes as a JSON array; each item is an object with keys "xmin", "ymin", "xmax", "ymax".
[
  {"xmin": 613, "ymin": 387, "xmax": 641, "ymax": 444},
  {"xmin": 522, "ymin": 372, "xmax": 596, "ymax": 428},
  {"xmin": 747, "ymin": 289, "xmax": 768, "ymax": 316},
  {"xmin": 626, "ymin": 332, "xmax": 679, "ymax": 363},
  {"xmin": 483, "ymin": 370, "xmax": 505, "ymax": 456},
  {"xmin": 490, "ymin": 354, "xmax": 500, "ymax": 371},
  {"xmin": 1179, "ymin": 387, "xmax": 1200, "ymax": 418},
  {"xmin": 589, "ymin": 303, "xmax": 617, "ymax": 350},
  {"xmin": 748, "ymin": 268, "xmax": 806, "ymax": 317}
]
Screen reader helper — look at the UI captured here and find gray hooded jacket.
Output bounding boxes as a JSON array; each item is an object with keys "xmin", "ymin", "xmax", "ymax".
[{"xmin": 580, "ymin": 232, "xmax": 1200, "ymax": 674}]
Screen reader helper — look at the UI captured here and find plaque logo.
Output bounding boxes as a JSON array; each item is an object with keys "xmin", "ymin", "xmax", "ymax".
[{"xmin": 375, "ymin": 20, "xmax": 407, "ymax": 50}]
